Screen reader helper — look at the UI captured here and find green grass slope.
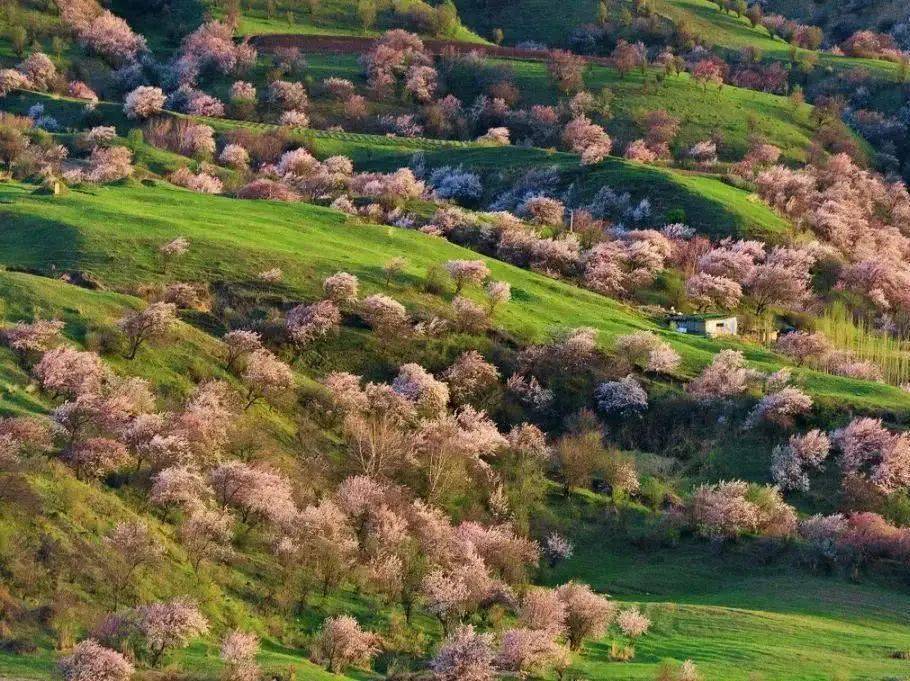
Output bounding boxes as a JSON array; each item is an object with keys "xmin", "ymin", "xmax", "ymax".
[
  {"xmin": 453, "ymin": 0, "xmax": 598, "ymax": 45},
  {"xmin": 1, "ymin": 89, "xmax": 796, "ymax": 240},
  {"xmin": 297, "ymin": 51, "xmax": 820, "ymax": 163},
  {"xmin": 455, "ymin": 0, "xmax": 901, "ymax": 82},
  {"xmin": 537, "ymin": 504, "xmax": 910, "ymax": 681},
  {"xmin": 0, "ymin": 180, "xmax": 907, "ymax": 412},
  {"xmin": 0, "ymin": 268, "xmax": 368, "ymax": 680},
  {"xmin": 650, "ymin": 0, "xmax": 900, "ymax": 78},
  {"xmin": 204, "ymin": 0, "xmax": 488, "ymax": 43}
]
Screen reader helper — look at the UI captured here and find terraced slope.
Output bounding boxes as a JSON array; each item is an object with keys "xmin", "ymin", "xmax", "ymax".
[{"xmin": 2, "ymin": 89, "xmax": 797, "ymax": 240}]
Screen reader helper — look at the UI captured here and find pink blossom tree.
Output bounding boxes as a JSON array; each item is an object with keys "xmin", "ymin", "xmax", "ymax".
[
  {"xmin": 771, "ymin": 429, "xmax": 831, "ymax": 491},
  {"xmin": 219, "ymin": 143, "xmax": 249, "ymax": 170},
  {"xmin": 496, "ymin": 628, "xmax": 568, "ymax": 679},
  {"xmin": 613, "ymin": 331, "xmax": 680, "ymax": 374},
  {"xmin": 362, "ymin": 30, "xmax": 431, "ymax": 98},
  {"xmin": 179, "ymin": 507, "xmax": 235, "ymax": 572},
  {"xmin": 430, "ymin": 625, "xmax": 496, "ymax": 681},
  {"xmin": 517, "ymin": 196, "xmax": 565, "ymax": 227},
  {"xmin": 612, "ymin": 40, "xmax": 646, "ymax": 78},
  {"xmin": 240, "ymin": 349, "xmax": 294, "ymax": 409},
  {"xmin": 832, "ymin": 418, "xmax": 910, "ymax": 493},
  {"xmin": 555, "ymin": 581, "xmax": 616, "ymax": 650},
  {"xmin": 595, "ymin": 375, "xmax": 648, "ymax": 416},
  {"xmin": 476, "ymin": 127, "xmax": 510, "ymax": 146},
  {"xmin": 743, "ymin": 249, "xmax": 813, "ymax": 314},
  {"xmin": 312, "ymin": 615, "xmax": 381, "ymax": 673},
  {"xmin": 442, "ymin": 351, "xmax": 500, "ymax": 406},
  {"xmin": 82, "ymin": 145, "xmax": 135, "ymax": 183},
  {"xmin": 775, "ymin": 331, "xmax": 832, "ymax": 366},
  {"xmin": 220, "ymin": 630, "xmax": 260, "ymax": 681},
  {"xmin": 520, "ymin": 587, "xmax": 567, "ymax": 635},
  {"xmin": 286, "ymin": 300, "xmax": 341, "ymax": 346},
  {"xmin": 484, "ymin": 280, "xmax": 511, "ymax": 314},
  {"xmin": 3, "ymin": 318, "xmax": 65, "ymax": 361},
  {"xmin": 58, "ymin": 639, "xmax": 134, "ymax": 681},
  {"xmin": 118, "ymin": 302, "xmax": 177, "ymax": 359},
  {"xmin": 33, "ymin": 346, "xmax": 105, "ymax": 397},
  {"xmin": 290, "ymin": 499, "xmax": 359, "ymax": 596},
  {"xmin": 543, "ymin": 532, "xmax": 574, "ymax": 567},
  {"xmin": 692, "ymin": 59, "xmax": 724, "ymax": 91},
  {"xmin": 616, "ymin": 607, "xmax": 651, "ymax": 639},
  {"xmin": 77, "ymin": 10, "xmax": 147, "ymax": 64},
  {"xmin": 159, "ymin": 236, "xmax": 189, "ymax": 269},
  {"xmin": 223, "ymin": 329, "xmax": 262, "ymax": 371},
  {"xmin": 123, "ymin": 86, "xmax": 166, "ymax": 119},
  {"xmin": 17, "ymin": 52, "xmax": 57, "ymax": 90},
  {"xmin": 177, "ymin": 21, "xmax": 255, "ymax": 78},
  {"xmin": 624, "ymin": 139, "xmax": 658, "ymax": 163},
  {"xmin": 360, "ymin": 294, "xmax": 409, "ymax": 335},
  {"xmin": 209, "ymin": 460, "xmax": 297, "ymax": 528},
  {"xmin": 686, "ymin": 350, "xmax": 759, "ymax": 401},
  {"xmin": 685, "ymin": 273, "xmax": 742, "ymax": 311},
  {"xmin": 150, "ymin": 465, "xmax": 210, "ymax": 509},
  {"xmin": 562, "ymin": 116, "xmax": 612, "ymax": 165},
  {"xmin": 404, "ymin": 64, "xmax": 438, "ymax": 102},
  {"xmin": 135, "ymin": 597, "xmax": 209, "ymax": 666},
  {"xmin": 744, "ymin": 387, "xmax": 813, "ymax": 429},
  {"xmin": 690, "ymin": 480, "xmax": 796, "ymax": 540},
  {"xmin": 445, "ymin": 260, "xmax": 491, "ymax": 294},
  {"xmin": 103, "ymin": 521, "xmax": 163, "ymax": 608},
  {"xmin": 63, "ymin": 437, "xmax": 130, "ymax": 480},
  {"xmin": 547, "ymin": 49, "xmax": 586, "ymax": 92},
  {"xmin": 392, "ymin": 363, "xmax": 450, "ymax": 416},
  {"xmin": 323, "ymin": 272, "xmax": 360, "ymax": 305}
]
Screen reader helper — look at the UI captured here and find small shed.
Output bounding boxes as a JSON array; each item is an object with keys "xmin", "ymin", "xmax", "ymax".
[{"xmin": 668, "ymin": 313, "xmax": 738, "ymax": 338}]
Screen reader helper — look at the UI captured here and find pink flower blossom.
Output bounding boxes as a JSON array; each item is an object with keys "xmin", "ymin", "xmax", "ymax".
[
  {"xmin": 59, "ymin": 640, "xmax": 133, "ymax": 681},
  {"xmin": 123, "ymin": 86, "xmax": 165, "ymax": 119}
]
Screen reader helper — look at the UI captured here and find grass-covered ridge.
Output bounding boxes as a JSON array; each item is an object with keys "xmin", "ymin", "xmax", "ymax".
[
  {"xmin": 3, "ymin": 88, "xmax": 797, "ymax": 241},
  {"xmin": 290, "ymin": 50, "xmax": 821, "ymax": 163}
]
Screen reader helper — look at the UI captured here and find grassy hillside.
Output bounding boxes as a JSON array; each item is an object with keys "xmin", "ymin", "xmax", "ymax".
[
  {"xmin": 295, "ymin": 51, "xmax": 820, "ymax": 163},
  {"xmin": 651, "ymin": 0, "xmax": 900, "ymax": 78},
  {"xmin": 764, "ymin": 0, "xmax": 909, "ymax": 43},
  {"xmin": 5, "ymin": 0, "xmax": 910, "ymax": 679},
  {"xmin": 204, "ymin": 0, "xmax": 488, "ymax": 42},
  {"xmin": 2, "ymin": 88, "xmax": 797, "ymax": 241},
  {"xmin": 543, "ymin": 518, "xmax": 910, "ymax": 680},
  {"xmin": 0, "ymin": 180, "xmax": 907, "ymax": 413},
  {"xmin": 454, "ymin": 0, "xmax": 901, "ymax": 82},
  {"xmin": 453, "ymin": 0, "xmax": 598, "ymax": 45}
]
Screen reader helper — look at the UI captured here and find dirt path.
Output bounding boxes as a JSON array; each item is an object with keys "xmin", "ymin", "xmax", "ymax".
[{"xmin": 250, "ymin": 33, "xmax": 614, "ymax": 66}]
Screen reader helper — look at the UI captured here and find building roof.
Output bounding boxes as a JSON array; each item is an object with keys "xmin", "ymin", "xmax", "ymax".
[{"xmin": 668, "ymin": 313, "xmax": 736, "ymax": 321}]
